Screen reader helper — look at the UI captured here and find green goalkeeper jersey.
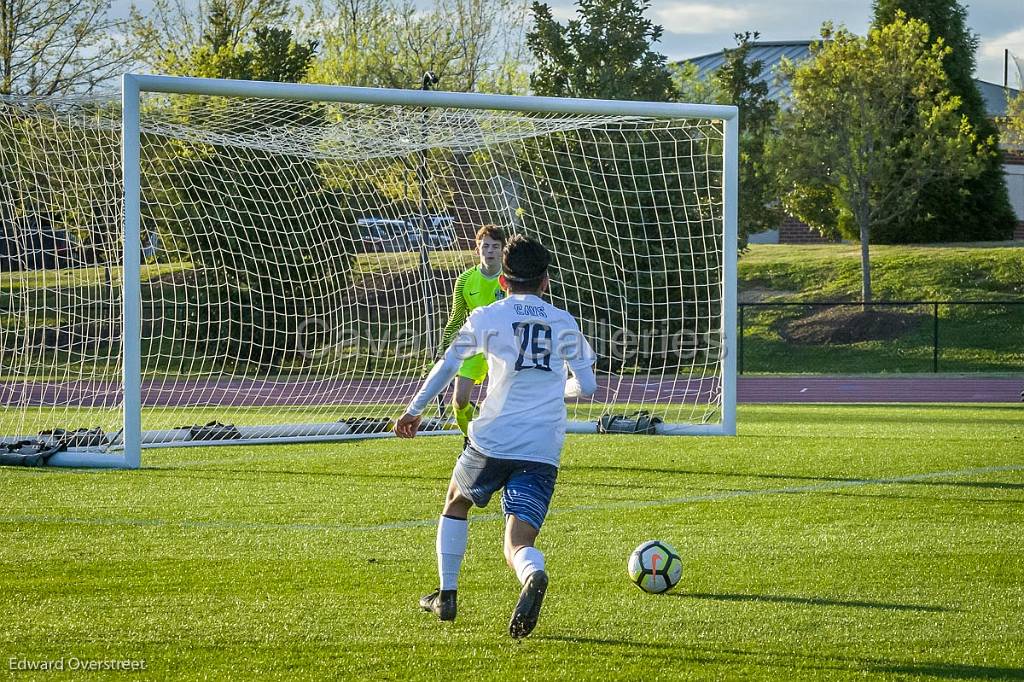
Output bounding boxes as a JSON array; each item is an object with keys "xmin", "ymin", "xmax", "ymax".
[{"xmin": 440, "ymin": 266, "xmax": 503, "ymax": 351}]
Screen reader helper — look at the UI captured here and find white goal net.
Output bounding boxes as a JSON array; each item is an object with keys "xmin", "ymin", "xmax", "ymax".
[{"xmin": 0, "ymin": 77, "xmax": 736, "ymax": 467}]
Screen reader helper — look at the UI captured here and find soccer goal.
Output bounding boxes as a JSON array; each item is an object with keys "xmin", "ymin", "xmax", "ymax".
[{"xmin": 0, "ymin": 75, "xmax": 737, "ymax": 468}]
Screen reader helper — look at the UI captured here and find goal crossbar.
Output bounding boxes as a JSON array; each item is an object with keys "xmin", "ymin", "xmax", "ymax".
[{"xmin": 127, "ymin": 74, "xmax": 740, "ymax": 120}]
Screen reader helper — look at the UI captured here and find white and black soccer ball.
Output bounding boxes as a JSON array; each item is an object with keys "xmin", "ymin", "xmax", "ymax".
[{"xmin": 628, "ymin": 540, "xmax": 683, "ymax": 594}]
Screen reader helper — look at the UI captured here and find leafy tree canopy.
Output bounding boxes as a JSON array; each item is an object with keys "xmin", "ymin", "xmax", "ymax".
[
  {"xmin": 871, "ymin": 0, "xmax": 1016, "ymax": 241},
  {"xmin": 772, "ymin": 15, "xmax": 987, "ymax": 301},
  {"xmin": 527, "ymin": 0, "xmax": 676, "ymax": 101}
]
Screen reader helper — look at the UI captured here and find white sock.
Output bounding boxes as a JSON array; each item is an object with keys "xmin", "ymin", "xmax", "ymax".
[
  {"xmin": 436, "ymin": 515, "xmax": 468, "ymax": 591},
  {"xmin": 512, "ymin": 546, "xmax": 545, "ymax": 585}
]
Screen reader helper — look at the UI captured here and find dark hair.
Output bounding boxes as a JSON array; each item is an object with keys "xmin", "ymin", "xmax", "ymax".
[
  {"xmin": 502, "ymin": 234, "xmax": 549, "ymax": 292},
  {"xmin": 475, "ymin": 224, "xmax": 506, "ymax": 246}
]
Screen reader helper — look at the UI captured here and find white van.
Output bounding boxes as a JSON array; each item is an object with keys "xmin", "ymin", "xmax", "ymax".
[
  {"xmin": 357, "ymin": 218, "xmax": 411, "ymax": 252},
  {"xmin": 404, "ymin": 215, "xmax": 457, "ymax": 249}
]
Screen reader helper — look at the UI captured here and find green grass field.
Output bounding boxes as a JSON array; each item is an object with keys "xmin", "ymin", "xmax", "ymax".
[
  {"xmin": 738, "ymin": 243, "xmax": 1024, "ymax": 300},
  {"xmin": 3, "ymin": 404, "xmax": 1023, "ymax": 680}
]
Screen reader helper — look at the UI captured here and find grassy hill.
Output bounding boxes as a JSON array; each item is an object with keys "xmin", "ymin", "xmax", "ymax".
[
  {"xmin": 2, "ymin": 243, "xmax": 1021, "ymax": 378},
  {"xmin": 737, "ymin": 243, "xmax": 1024, "ymax": 375},
  {"xmin": 739, "ymin": 243, "xmax": 1024, "ymax": 302}
]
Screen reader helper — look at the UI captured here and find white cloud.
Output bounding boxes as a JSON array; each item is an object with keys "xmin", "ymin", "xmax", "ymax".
[
  {"xmin": 978, "ymin": 27, "xmax": 1024, "ymax": 86},
  {"xmin": 549, "ymin": 4, "xmax": 577, "ymax": 21},
  {"xmin": 654, "ymin": 3, "xmax": 753, "ymax": 34},
  {"xmin": 981, "ymin": 28, "xmax": 1024, "ymax": 58}
]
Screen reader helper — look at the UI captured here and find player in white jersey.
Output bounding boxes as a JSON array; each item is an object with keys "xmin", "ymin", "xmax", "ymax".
[{"xmin": 395, "ymin": 234, "xmax": 597, "ymax": 639}]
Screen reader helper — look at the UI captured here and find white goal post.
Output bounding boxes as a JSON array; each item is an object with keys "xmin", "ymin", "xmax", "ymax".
[{"xmin": 1, "ymin": 74, "xmax": 737, "ymax": 469}]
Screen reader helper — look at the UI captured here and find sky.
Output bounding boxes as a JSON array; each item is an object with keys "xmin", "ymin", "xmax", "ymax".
[{"xmin": 114, "ymin": 0, "xmax": 1024, "ymax": 86}]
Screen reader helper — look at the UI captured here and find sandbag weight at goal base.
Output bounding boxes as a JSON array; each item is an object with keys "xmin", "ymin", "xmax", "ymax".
[{"xmin": 598, "ymin": 411, "xmax": 663, "ymax": 435}]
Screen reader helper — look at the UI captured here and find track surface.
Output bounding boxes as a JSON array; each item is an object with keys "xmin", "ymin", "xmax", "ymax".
[{"xmin": 736, "ymin": 377, "xmax": 1023, "ymax": 403}]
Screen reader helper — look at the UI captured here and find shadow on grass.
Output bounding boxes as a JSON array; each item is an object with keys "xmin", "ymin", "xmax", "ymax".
[
  {"xmin": 872, "ymin": 662, "xmax": 1024, "ymax": 680},
  {"xmin": 537, "ymin": 636, "xmax": 1022, "ymax": 679},
  {"xmin": 674, "ymin": 591, "xmax": 948, "ymax": 612},
  {"xmin": 142, "ymin": 466, "xmax": 448, "ymax": 483},
  {"xmin": 916, "ymin": 480, "xmax": 1024, "ymax": 491},
  {"xmin": 564, "ymin": 464, "xmax": 1023, "ymax": 493},
  {"xmin": 536, "ymin": 634, "xmax": 666, "ymax": 649},
  {"xmin": 817, "ymin": 490, "xmax": 1017, "ymax": 504}
]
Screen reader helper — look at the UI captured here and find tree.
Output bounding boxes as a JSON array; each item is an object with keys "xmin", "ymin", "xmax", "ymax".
[
  {"xmin": 872, "ymin": 0, "xmax": 1016, "ymax": 242},
  {"xmin": 128, "ymin": 0, "xmax": 290, "ymax": 72},
  {"xmin": 713, "ymin": 32, "xmax": 782, "ymax": 246},
  {"xmin": 667, "ymin": 61, "xmax": 720, "ymax": 105},
  {"xmin": 527, "ymin": 0, "xmax": 675, "ymax": 101},
  {"xmin": 132, "ymin": 4, "xmax": 358, "ymax": 369},
  {"xmin": 297, "ymin": 0, "xmax": 533, "ymax": 368},
  {"xmin": 298, "ymin": 0, "xmax": 530, "ymax": 94},
  {"xmin": 772, "ymin": 17, "xmax": 987, "ymax": 303},
  {"xmin": 0, "ymin": 99, "xmax": 122, "ymax": 271},
  {"xmin": 525, "ymin": 0, "xmax": 722, "ymax": 373},
  {"xmin": 1004, "ymin": 92, "xmax": 1024, "ymax": 148},
  {"xmin": 0, "ymin": 0, "xmax": 130, "ymax": 96},
  {"xmin": 179, "ymin": 24, "xmax": 317, "ymax": 82}
]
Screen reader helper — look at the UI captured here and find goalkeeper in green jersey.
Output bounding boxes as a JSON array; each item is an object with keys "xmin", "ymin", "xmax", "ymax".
[{"xmin": 441, "ymin": 224, "xmax": 506, "ymax": 435}]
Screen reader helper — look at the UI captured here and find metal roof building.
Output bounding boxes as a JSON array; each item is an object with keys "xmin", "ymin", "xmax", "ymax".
[{"xmin": 680, "ymin": 40, "xmax": 1020, "ymax": 118}]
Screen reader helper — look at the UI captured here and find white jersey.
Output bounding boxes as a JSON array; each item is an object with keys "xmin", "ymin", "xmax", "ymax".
[{"xmin": 407, "ymin": 293, "xmax": 597, "ymax": 467}]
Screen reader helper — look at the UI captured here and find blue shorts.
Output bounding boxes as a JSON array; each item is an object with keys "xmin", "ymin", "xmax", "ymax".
[{"xmin": 451, "ymin": 446, "xmax": 558, "ymax": 531}]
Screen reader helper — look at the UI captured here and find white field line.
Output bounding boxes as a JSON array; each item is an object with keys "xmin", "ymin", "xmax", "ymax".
[{"xmin": 5, "ymin": 464, "xmax": 1023, "ymax": 535}]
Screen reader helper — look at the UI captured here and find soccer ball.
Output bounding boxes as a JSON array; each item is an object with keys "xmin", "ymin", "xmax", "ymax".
[{"xmin": 627, "ymin": 540, "xmax": 683, "ymax": 594}]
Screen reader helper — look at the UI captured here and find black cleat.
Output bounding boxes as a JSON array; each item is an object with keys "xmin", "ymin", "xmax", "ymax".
[
  {"xmin": 509, "ymin": 570, "xmax": 548, "ymax": 639},
  {"xmin": 419, "ymin": 589, "xmax": 457, "ymax": 621}
]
